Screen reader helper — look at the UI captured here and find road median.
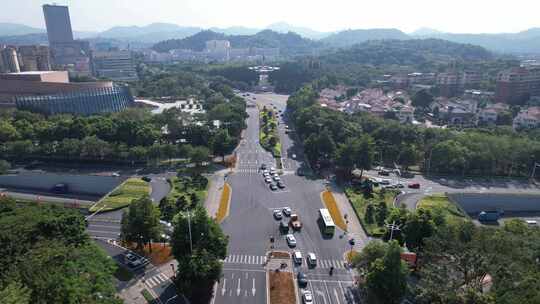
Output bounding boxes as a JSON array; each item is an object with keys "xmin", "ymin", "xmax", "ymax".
[
  {"xmin": 321, "ymin": 190, "xmax": 348, "ymax": 231},
  {"xmin": 216, "ymin": 183, "xmax": 231, "ymax": 223}
]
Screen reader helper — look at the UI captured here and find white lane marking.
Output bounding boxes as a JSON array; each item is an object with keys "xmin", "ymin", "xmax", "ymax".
[
  {"xmin": 252, "ymin": 277, "xmax": 256, "ymax": 296},
  {"xmin": 324, "ymin": 281, "xmax": 331, "ymax": 304},
  {"xmin": 221, "ymin": 278, "xmax": 227, "ymax": 296},
  {"xmin": 236, "ymin": 278, "xmax": 241, "ymax": 296},
  {"xmin": 334, "ymin": 288, "xmax": 341, "ymax": 304}
]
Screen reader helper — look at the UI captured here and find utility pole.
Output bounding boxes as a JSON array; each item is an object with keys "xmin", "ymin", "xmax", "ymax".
[
  {"xmin": 187, "ymin": 212, "xmax": 193, "ymax": 255},
  {"xmin": 386, "ymin": 221, "xmax": 401, "ymax": 241},
  {"xmin": 531, "ymin": 162, "xmax": 540, "ymax": 180}
]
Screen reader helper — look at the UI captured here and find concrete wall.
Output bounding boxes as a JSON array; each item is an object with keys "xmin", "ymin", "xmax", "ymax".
[
  {"xmin": 449, "ymin": 193, "xmax": 540, "ymax": 216},
  {"xmin": 0, "ymin": 172, "xmax": 124, "ymax": 197}
]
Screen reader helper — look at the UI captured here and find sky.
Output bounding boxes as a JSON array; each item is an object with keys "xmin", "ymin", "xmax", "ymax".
[{"xmin": 2, "ymin": 0, "xmax": 539, "ymax": 34}]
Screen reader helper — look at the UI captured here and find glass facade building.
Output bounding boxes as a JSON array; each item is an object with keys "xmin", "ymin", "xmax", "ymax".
[{"xmin": 15, "ymin": 86, "xmax": 134, "ymax": 115}]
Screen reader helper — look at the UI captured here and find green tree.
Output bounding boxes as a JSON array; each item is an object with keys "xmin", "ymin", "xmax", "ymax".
[
  {"xmin": 412, "ymin": 89, "xmax": 434, "ymax": 109},
  {"xmin": 375, "ymin": 200, "xmax": 388, "ymax": 226},
  {"xmin": 0, "ymin": 159, "xmax": 10, "ymax": 174},
  {"xmin": 189, "ymin": 146, "xmax": 210, "ymax": 166},
  {"xmin": 365, "ymin": 240, "xmax": 408, "ymax": 304},
  {"xmin": 365, "ymin": 203, "xmax": 375, "ymax": 224},
  {"xmin": 210, "ymin": 129, "xmax": 233, "ymax": 161},
  {"xmin": 120, "ymin": 196, "xmax": 161, "ymax": 251},
  {"xmin": 352, "ymin": 240, "xmax": 388, "ymax": 273},
  {"xmin": 403, "ymin": 209, "xmax": 436, "ymax": 251},
  {"xmin": 0, "ymin": 281, "xmax": 30, "ymax": 304},
  {"xmin": 0, "ymin": 121, "xmax": 20, "ymax": 142},
  {"xmin": 171, "ymin": 205, "xmax": 228, "ymax": 259},
  {"xmin": 174, "ymin": 249, "xmax": 223, "ymax": 304}
]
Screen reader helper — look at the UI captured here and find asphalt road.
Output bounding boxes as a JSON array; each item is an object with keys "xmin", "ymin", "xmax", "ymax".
[{"xmin": 215, "ymin": 92, "xmax": 360, "ymax": 304}]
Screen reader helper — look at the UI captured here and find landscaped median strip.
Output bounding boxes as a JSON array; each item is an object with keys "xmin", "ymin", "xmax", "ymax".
[
  {"xmin": 321, "ymin": 190, "xmax": 348, "ymax": 231},
  {"xmin": 89, "ymin": 178, "xmax": 150, "ymax": 212},
  {"xmin": 215, "ymin": 183, "xmax": 231, "ymax": 223}
]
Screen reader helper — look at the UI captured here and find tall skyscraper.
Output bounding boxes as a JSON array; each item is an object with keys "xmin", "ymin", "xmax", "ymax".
[
  {"xmin": 42, "ymin": 4, "xmax": 74, "ymax": 45},
  {"xmin": 42, "ymin": 4, "xmax": 91, "ymax": 77}
]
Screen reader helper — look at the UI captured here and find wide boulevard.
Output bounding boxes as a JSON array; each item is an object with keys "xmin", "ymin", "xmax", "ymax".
[{"xmin": 214, "ymin": 93, "xmax": 360, "ymax": 304}]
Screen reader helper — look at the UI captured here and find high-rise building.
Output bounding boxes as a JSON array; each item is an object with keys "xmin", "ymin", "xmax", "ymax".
[
  {"xmin": 42, "ymin": 4, "xmax": 91, "ymax": 76},
  {"xmin": 0, "ymin": 46, "xmax": 21, "ymax": 73},
  {"xmin": 92, "ymin": 50, "xmax": 138, "ymax": 81},
  {"xmin": 496, "ymin": 66, "xmax": 540, "ymax": 104},
  {"xmin": 42, "ymin": 4, "xmax": 74, "ymax": 45}
]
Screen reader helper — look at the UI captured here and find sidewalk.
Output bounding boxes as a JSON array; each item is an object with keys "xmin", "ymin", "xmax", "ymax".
[
  {"xmin": 328, "ymin": 182, "xmax": 369, "ymax": 251},
  {"xmin": 204, "ymin": 168, "xmax": 230, "ymax": 219}
]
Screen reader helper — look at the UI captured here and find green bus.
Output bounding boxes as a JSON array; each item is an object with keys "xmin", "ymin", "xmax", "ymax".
[{"xmin": 319, "ymin": 208, "xmax": 335, "ymax": 236}]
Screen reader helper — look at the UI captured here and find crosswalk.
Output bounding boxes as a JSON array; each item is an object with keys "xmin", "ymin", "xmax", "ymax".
[
  {"xmin": 223, "ymin": 254, "xmax": 347, "ymax": 269},
  {"xmin": 235, "ymin": 168, "xmax": 260, "ymax": 174},
  {"xmin": 144, "ymin": 273, "xmax": 171, "ymax": 288},
  {"xmin": 223, "ymin": 254, "xmax": 267, "ymax": 265}
]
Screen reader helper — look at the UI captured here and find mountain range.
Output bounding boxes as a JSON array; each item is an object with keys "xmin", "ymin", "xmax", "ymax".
[
  {"xmin": 1, "ymin": 22, "xmax": 540, "ymax": 54},
  {"xmin": 152, "ymin": 30, "xmax": 320, "ymax": 55}
]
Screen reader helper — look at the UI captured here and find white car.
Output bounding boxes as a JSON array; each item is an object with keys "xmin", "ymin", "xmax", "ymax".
[
  {"xmin": 262, "ymin": 169, "xmax": 270, "ymax": 175},
  {"xmin": 282, "ymin": 207, "xmax": 292, "ymax": 216},
  {"xmin": 286, "ymin": 234, "xmax": 297, "ymax": 247},
  {"xmin": 273, "ymin": 210, "xmax": 283, "ymax": 220},
  {"xmin": 265, "ymin": 177, "xmax": 272, "ymax": 183},
  {"xmin": 270, "ymin": 169, "xmax": 277, "ymax": 175},
  {"xmin": 292, "ymin": 154, "xmax": 296, "ymax": 159},
  {"xmin": 307, "ymin": 252, "xmax": 317, "ymax": 267},
  {"xmin": 273, "ymin": 175, "xmax": 281, "ymax": 181},
  {"xmin": 293, "ymin": 251, "xmax": 302, "ymax": 264},
  {"xmin": 270, "ymin": 167, "xmax": 276, "ymax": 172},
  {"xmin": 302, "ymin": 291, "xmax": 313, "ymax": 304}
]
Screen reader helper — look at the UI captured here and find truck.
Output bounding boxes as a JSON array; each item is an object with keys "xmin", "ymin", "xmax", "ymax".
[
  {"xmin": 478, "ymin": 211, "xmax": 500, "ymax": 222},
  {"xmin": 289, "ymin": 214, "xmax": 302, "ymax": 231}
]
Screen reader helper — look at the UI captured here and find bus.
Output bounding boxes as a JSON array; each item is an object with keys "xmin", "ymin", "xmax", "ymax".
[{"xmin": 318, "ymin": 209, "xmax": 335, "ymax": 236}]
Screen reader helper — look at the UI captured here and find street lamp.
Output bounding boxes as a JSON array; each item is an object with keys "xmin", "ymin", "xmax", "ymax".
[{"xmin": 186, "ymin": 212, "xmax": 193, "ymax": 255}]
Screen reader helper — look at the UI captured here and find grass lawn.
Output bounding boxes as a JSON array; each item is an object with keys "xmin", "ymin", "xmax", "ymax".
[
  {"xmin": 269, "ymin": 271, "xmax": 295, "ymax": 304},
  {"xmin": 345, "ymin": 187, "xmax": 399, "ymax": 237},
  {"xmin": 216, "ymin": 183, "xmax": 231, "ymax": 222},
  {"xmin": 89, "ymin": 178, "xmax": 150, "ymax": 212},
  {"xmin": 417, "ymin": 194, "xmax": 467, "ymax": 224}
]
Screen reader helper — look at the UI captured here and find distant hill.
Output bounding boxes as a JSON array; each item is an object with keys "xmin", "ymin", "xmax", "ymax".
[
  {"xmin": 0, "ymin": 23, "xmax": 44, "ymax": 36},
  {"xmin": 97, "ymin": 23, "xmax": 202, "ymax": 43},
  {"xmin": 320, "ymin": 29, "xmax": 409, "ymax": 47},
  {"xmin": 266, "ymin": 22, "xmax": 330, "ymax": 40},
  {"xmin": 152, "ymin": 29, "xmax": 321, "ymax": 55},
  {"xmin": 410, "ymin": 27, "xmax": 443, "ymax": 36},
  {"xmin": 210, "ymin": 26, "xmax": 260, "ymax": 36},
  {"xmin": 0, "ymin": 33, "xmax": 48, "ymax": 45},
  {"xmin": 319, "ymin": 39, "xmax": 493, "ymax": 66}
]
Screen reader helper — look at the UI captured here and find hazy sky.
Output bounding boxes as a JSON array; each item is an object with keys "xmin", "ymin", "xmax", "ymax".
[{"xmin": 2, "ymin": 0, "xmax": 539, "ymax": 34}]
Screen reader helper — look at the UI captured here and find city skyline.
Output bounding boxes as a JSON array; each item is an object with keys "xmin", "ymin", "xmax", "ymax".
[{"xmin": 1, "ymin": 0, "xmax": 540, "ymax": 34}]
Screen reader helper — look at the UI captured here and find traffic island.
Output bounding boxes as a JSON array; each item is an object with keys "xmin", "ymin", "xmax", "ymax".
[
  {"xmin": 321, "ymin": 190, "xmax": 348, "ymax": 231},
  {"xmin": 89, "ymin": 177, "xmax": 150, "ymax": 212},
  {"xmin": 267, "ymin": 251, "xmax": 297, "ymax": 304},
  {"xmin": 216, "ymin": 183, "xmax": 231, "ymax": 223}
]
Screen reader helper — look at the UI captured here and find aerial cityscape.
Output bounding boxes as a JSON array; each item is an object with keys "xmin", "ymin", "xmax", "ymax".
[{"xmin": 1, "ymin": 1, "xmax": 540, "ymax": 304}]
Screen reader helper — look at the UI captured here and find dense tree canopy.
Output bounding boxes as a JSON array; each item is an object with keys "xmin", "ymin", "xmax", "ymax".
[
  {"xmin": 0, "ymin": 198, "xmax": 121, "ymax": 304},
  {"xmin": 287, "ymin": 85, "xmax": 540, "ymax": 177}
]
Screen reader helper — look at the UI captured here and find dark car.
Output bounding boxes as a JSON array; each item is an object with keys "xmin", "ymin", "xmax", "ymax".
[
  {"xmin": 297, "ymin": 272, "xmax": 308, "ymax": 287},
  {"xmin": 269, "ymin": 183, "xmax": 278, "ymax": 191},
  {"xmin": 408, "ymin": 183, "xmax": 420, "ymax": 189},
  {"xmin": 261, "ymin": 163, "xmax": 267, "ymax": 170},
  {"xmin": 141, "ymin": 176, "xmax": 152, "ymax": 182},
  {"xmin": 277, "ymin": 181, "xmax": 286, "ymax": 189},
  {"xmin": 279, "ymin": 221, "xmax": 289, "ymax": 233},
  {"xmin": 378, "ymin": 170, "xmax": 390, "ymax": 176},
  {"xmin": 51, "ymin": 183, "xmax": 68, "ymax": 194},
  {"xmin": 296, "ymin": 169, "xmax": 305, "ymax": 176}
]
